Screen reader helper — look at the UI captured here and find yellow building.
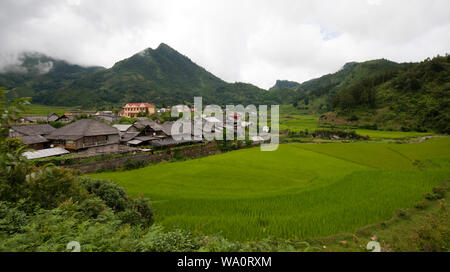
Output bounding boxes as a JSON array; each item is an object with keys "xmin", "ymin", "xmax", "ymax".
[{"xmin": 119, "ymin": 103, "xmax": 156, "ymax": 118}]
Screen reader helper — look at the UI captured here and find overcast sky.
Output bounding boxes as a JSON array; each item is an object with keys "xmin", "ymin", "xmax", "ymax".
[{"xmin": 0, "ymin": 0, "xmax": 449, "ymax": 89}]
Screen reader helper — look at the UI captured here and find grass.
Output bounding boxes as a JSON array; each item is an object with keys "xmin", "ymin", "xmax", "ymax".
[
  {"xmin": 21, "ymin": 104, "xmax": 80, "ymax": 116},
  {"xmin": 91, "ymin": 137, "xmax": 450, "ymax": 241},
  {"xmin": 353, "ymin": 129, "xmax": 431, "ymax": 139},
  {"xmin": 306, "ymin": 183, "xmax": 449, "ymax": 252},
  {"xmin": 278, "ymin": 106, "xmax": 431, "ymax": 139}
]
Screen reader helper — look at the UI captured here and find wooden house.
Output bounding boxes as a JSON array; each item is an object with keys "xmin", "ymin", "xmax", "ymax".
[{"xmin": 46, "ymin": 119, "xmax": 120, "ymax": 152}]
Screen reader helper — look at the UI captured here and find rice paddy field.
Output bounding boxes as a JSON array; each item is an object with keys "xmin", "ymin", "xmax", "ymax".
[
  {"xmin": 92, "ymin": 137, "xmax": 450, "ymax": 241},
  {"xmin": 278, "ymin": 110, "xmax": 431, "ymax": 139},
  {"xmin": 21, "ymin": 104, "xmax": 80, "ymax": 116}
]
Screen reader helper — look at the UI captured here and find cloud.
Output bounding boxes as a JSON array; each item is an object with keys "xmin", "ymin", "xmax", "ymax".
[{"xmin": 0, "ymin": 0, "xmax": 449, "ymax": 89}]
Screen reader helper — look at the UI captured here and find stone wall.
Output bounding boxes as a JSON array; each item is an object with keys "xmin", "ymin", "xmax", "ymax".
[{"xmin": 68, "ymin": 142, "xmax": 220, "ymax": 173}]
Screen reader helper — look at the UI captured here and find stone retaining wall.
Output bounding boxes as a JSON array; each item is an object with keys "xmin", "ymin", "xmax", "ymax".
[{"xmin": 68, "ymin": 142, "xmax": 220, "ymax": 173}]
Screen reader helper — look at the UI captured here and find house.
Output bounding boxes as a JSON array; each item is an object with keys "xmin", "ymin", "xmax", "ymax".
[
  {"xmin": 113, "ymin": 124, "xmax": 139, "ymax": 134},
  {"xmin": 9, "ymin": 124, "xmax": 56, "ymax": 150},
  {"xmin": 46, "ymin": 119, "xmax": 120, "ymax": 153},
  {"xmin": 64, "ymin": 110, "xmax": 96, "ymax": 116},
  {"xmin": 154, "ymin": 121, "xmax": 202, "ymax": 147},
  {"xmin": 95, "ymin": 111, "xmax": 113, "ymax": 115},
  {"xmin": 170, "ymin": 105, "xmax": 190, "ymax": 115},
  {"xmin": 94, "ymin": 113, "xmax": 120, "ymax": 124},
  {"xmin": 121, "ymin": 120, "xmax": 166, "ymax": 146},
  {"xmin": 47, "ymin": 113, "xmax": 59, "ymax": 122},
  {"xmin": 9, "ymin": 124, "xmax": 56, "ymax": 138},
  {"xmin": 56, "ymin": 114, "xmax": 74, "ymax": 123},
  {"xmin": 16, "ymin": 116, "xmax": 47, "ymax": 124},
  {"xmin": 191, "ymin": 117, "xmax": 223, "ymax": 139},
  {"xmin": 157, "ymin": 108, "xmax": 169, "ymax": 113},
  {"xmin": 119, "ymin": 103, "xmax": 156, "ymax": 118},
  {"xmin": 112, "ymin": 124, "xmax": 140, "ymax": 143},
  {"xmin": 134, "ymin": 120, "xmax": 166, "ymax": 137},
  {"xmin": 19, "ymin": 135, "xmax": 50, "ymax": 150}
]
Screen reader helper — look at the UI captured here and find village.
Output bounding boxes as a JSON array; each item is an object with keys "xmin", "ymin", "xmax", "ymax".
[{"xmin": 9, "ymin": 102, "xmax": 258, "ymax": 161}]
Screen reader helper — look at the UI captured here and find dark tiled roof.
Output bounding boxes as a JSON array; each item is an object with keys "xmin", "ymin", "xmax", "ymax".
[
  {"xmin": 134, "ymin": 120, "xmax": 163, "ymax": 131},
  {"xmin": 46, "ymin": 119, "xmax": 119, "ymax": 140},
  {"xmin": 21, "ymin": 135, "xmax": 49, "ymax": 144},
  {"xmin": 160, "ymin": 121, "xmax": 175, "ymax": 135},
  {"xmin": 10, "ymin": 124, "xmax": 56, "ymax": 136},
  {"xmin": 47, "ymin": 113, "xmax": 59, "ymax": 121},
  {"xmin": 56, "ymin": 115, "xmax": 74, "ymax": 121},
  {"xmin": 135, "ymin": 136, "xmax": 158, "ymax": 142},
  {"xmin": 121, "ymin": 132, "xmax": 140, "ymax": 142}
]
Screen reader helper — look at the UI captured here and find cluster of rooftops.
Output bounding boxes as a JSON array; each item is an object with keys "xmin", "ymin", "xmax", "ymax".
[{"xmin": 9, "ymin": 114, "xmax": 255, "ymax": 160}]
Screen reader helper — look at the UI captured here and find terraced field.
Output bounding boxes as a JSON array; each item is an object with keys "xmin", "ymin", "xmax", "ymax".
[{"xmin": 92, "ymin": 137, "xmax": 450, "ymax": 241}]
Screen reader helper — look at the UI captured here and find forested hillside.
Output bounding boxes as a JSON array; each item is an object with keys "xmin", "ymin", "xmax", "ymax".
[
  {"xmin": 331, "ymin": 55, "xmax": 450, "ymax": 133},
  {"xmin": 291, "ymin": 59, "xmax": 406, "ymax": 111},
  {"xmin": 0, "ymin": 52, "xmax": 105, "ymax": 101},
  {"xmin": 270, "ymin": 80, "xmax": 300, "ymax": 90},
  {"xmin": 2, "ymin": 44, "xmax": 269, "ymax": 107}
]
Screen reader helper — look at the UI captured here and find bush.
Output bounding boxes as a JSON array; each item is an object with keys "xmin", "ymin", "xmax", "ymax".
[
  {"xmin": 131, "ymin": 197, "xmax": 154, "ymax": 226},
  {"xmin": 80, "ymin": 178, "xmax": 128, "ymax": 212},
  {"xmin": 311, "ymin": 129, "xmax": 368, "ymax": 140},
  {"xmin": 24, "ymin": 167, "xmax": 87, "ymax": 211},
  {"xmin": 124, "ymin": 159, "xmax": 147, "ymax": 170},
  {"xmin": 416, "ymin": 201, "xmax": 450, "ymax": 251},
  {"xmin": 78, "ymin": 197, "xmax": 108, "ymax": 219},
  {"xmin": 0, "ymin": 202, "xmax": 27, "ymax": 234},
  {"xmin": 138, "ymin": 226, "xmax": 201, "ymax": 252}
]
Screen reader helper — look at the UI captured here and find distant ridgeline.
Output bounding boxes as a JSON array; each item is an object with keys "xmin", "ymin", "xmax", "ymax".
[
  {"xmin": 285, "ymin": 56, "xmax": 449, "ymax": 133},
  {"xmin": 1, "ymin": 44, "xmax": 268, "ymax": 107},
  {"xmin": 330, "ymin": 55, "xmax": 450, "ymax": 133},
  {"xmin": 0, "ymin": 44, "xmax": 448, "ymax": 133},
  {"xmin": 269, "ymin": 80, "xmax": 300, "ymax": 90}
]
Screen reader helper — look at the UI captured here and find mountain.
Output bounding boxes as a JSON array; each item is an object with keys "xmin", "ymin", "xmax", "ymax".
[
  {"xmin": 1, "ymin": 46, "xmax": 448, "ymax": 134},
  {"xmin": 292, "ymin": 59, "xmax": 406, "ymax": 111},
  {"xmin": 0, "ymin": 52, "xmax": 105, "ymax": 100},
  {"xmin": 329, "ymin": 55, "xmax": 450, "ymax": 133},
  {"xmin": 34, "ymin": 43, "xmax": 266, "ymax": 107},
  {"xmin": 270, "ymin": 80, "xmax": 300, "ymax": 90}
]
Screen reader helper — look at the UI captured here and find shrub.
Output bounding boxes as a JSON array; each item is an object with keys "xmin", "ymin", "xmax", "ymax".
[
  {"xmin": 124, "ymin": 159, "xmax": 147, "ymax": 170},
  {"xmin": 78, "ymin": 197, "xmax": 108, "ymax": 219},
  {"xmin": 24, "ymin": 167, "xmax": 87, "ymax": 211},
  {"xmin": 80, "ymin": 178, "xmax": 128, "ymax": 212},
  {"xmin": 0, "ymin": 202, "xmax": 27, "ymax": 234},
  {"xmin": 131, "ymin": 197, "xmax": 154, "ymax": 226},
  {"xmin": 138, "ymin": 226, "xmax": 201, "ymax": 252},
  {"xmin": 416, "ymin": 201, "xmax": 450, "ymax": 251}
]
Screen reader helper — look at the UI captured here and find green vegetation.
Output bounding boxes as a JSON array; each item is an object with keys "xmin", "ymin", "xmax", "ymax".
[
  {"xmin": 2, "ymin": 47, "xmax": 448, "ymax": 135},
  {"xmin": 92, "ymin": 137, "xmax": 450, "ymax": 241},
  {"xmin": 6, "ymin": 44, "xmax": 266, "ymax": 108},
  {"xmin": 0, "ymin": 95, "xmax": 200, "ymax": 252},
  {"xmin": 331, "ymin": 55, "xmax": 450, "ymax": 133},
  {"xmin": 298, "ymin": 183, "xmax": 450, "ymax": 252},
  {"xmin": 270, "ymin": 80, "xmax": 300, "ymax": 91},
  {"xmin": 278, "ymin": 106, "xmax": 431, "ymax": 139},
  {"xmin": 291, "ymin": 59, "xmax": 404, "ymax": 112},
  {"xmin": 20, "ymin": 104, "xmax": 77, "ymax": 116},
  {"xmin": 1, "ymin": 95, "xmax": 449, "ymax": 252},
  {"xmin": 0, "ymin": 52, "xmax": 104, "ymax": 105}
]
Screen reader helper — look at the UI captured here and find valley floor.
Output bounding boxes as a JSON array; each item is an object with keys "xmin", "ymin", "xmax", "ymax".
[{"xmin": 91, "ymin": 137, "xmax": 450, "ymax": 243}]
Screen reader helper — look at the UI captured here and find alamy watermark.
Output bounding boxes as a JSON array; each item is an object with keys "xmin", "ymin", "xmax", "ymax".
[{"xmin": 170, "ymin": 97, "xmax": 279, "ymax": 151}]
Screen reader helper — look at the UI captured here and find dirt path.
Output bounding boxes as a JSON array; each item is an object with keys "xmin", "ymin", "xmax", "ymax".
[{"xmin": 412, "ymin": 135, "xmax": 440, "ymax": 143}]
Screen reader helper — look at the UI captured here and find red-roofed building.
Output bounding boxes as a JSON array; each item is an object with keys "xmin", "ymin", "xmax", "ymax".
[{"xmin": 120, "ymin": 103, "xmax": 156, "ymax": 118}]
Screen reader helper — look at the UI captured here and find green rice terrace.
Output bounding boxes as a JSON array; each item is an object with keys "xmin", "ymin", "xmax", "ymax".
[{"xmin": 92, "ymin": 137, "xmax": 450, "ymax": 241}]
